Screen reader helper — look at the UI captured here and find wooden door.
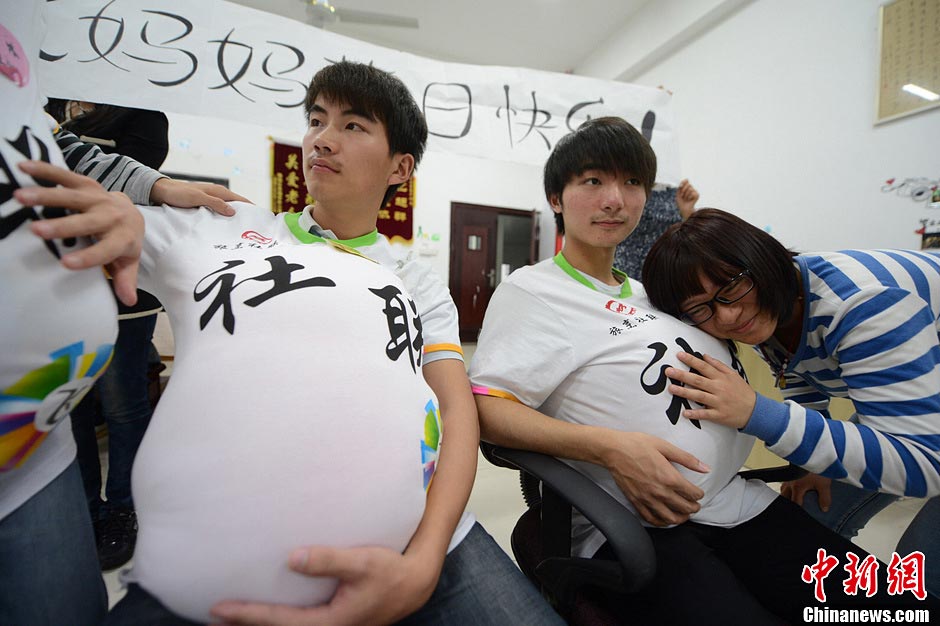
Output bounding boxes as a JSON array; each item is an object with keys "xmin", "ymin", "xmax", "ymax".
[
  {"xmin": 450, "ymin": 207, "xmax": 497, "ymax": 342},
  {"xmin": 449, "ymin": 203, "xmax": 539, "ymax": 342}
]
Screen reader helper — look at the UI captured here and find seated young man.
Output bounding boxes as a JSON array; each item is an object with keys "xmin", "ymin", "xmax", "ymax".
[
  {"xmin": 469, "ymin": 117, "xmax": 931, "ymax": 623},
  {"xmin": 19, "ymin": 60, "xmax": 560, "ymax": 626}
]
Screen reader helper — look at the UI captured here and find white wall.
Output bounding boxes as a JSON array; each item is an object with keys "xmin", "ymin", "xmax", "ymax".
[
  {"xmin": 406, "ymin": 152, "xmax": 549, "ymax": 279},
  {"xmin": 161, "ymin": 0, "xmax": 937, "ymax": 278},
  {"xmin": 161, "ymin": 113, "xmax": 550, "ymax": 282},
  {"xmin": 616, "ymin": 0, "xmax": 939, "ymax": 251}
]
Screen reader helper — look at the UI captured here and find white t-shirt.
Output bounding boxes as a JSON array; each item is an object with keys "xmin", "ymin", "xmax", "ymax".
[
  {"xmin": 0, "ymin": 2, "xmax": 117, "ymax": 520},
  {"xmin": 294, "ymin": 206, "xmax": 475, "ymax": 551},
  {"xmin": 469, "ymin": 255, "xmax": 776, "ymax": 557},
  {"xmin": 295, "ymin": 207, "xmax": 462, "ymax": 363},
  {"xmin": 130, "ymin": 202, "xmax": 440, "ymax": 622}
]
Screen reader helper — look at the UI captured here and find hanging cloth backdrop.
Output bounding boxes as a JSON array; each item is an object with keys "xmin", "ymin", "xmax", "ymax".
[{"xmin": 38, "ymin": 0, "xmax": 680, "ymax": 183}]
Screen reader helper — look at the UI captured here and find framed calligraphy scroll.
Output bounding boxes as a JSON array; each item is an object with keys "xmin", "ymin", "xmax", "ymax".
[
  {"xmin": 270, "ymin": 140, "xmax": 310, "ymax": 214},
  {"xmin": 876, "ymin": 0, "xmax": 940, "ymax": 124}
]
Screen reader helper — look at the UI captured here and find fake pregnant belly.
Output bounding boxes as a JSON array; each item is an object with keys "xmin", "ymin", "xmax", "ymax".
[{"xmin": 128, "ymin": 378, "xmax": 441, "ymax": 623}]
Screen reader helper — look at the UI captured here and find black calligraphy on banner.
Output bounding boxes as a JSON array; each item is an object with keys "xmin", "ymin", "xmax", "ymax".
[
  {"xmin": 40, "ymin": 3, "xmax": 669, "ymax": 160},
  {"xmin": 71, "ymin": 1, "xmax": 197, "ymax": 86},
  {"xmin": 0, "ymin": 126, "xmax": 77, "ymax": 260},
  {"xmin": 423, "ymin": 82, "xmax": 472, "ymax": 139},
  {"xmin": 77, "ymin": 0, "xmax": 130, "ymax": 72},
  {"xmin": 209, "ymin": 31, "xmax": 309, "ymax": 106},
  {"xmin": 496, "ymin": 86, "xmax": 555, "ymax": 150},
  {"xmin": 251, "ymin": 42, "xmax": 307, "ymax": 108},
  {"xmin": 565, "ymin": 97, "xmax": 605, "ymax": 132},
  {"xmin": 127, "ymin": 10, "xmax": 198, "ymax": 87},
  {"xmin": 193, "ymin": 256, "xmax": 336, "ymax": 334},
  {"xmin": 369, "ymin": 285, "xmax": 424, "ymax": 373}
]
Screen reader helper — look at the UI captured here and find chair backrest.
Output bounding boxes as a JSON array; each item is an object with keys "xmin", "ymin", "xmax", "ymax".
[{"xmin": 480, "ymin": 442, "xmax": 656, "ymax": 624}]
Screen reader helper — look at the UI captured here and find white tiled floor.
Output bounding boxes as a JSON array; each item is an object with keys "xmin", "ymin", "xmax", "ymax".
[{"xmin": 103, "ymin": 341, "xmax": 927, "ymax": 606}]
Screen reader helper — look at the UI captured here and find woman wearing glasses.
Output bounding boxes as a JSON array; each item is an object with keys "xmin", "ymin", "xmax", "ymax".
[{"xmin": 642, "ymin": 208, "xmax": 940, "ymax": 599}]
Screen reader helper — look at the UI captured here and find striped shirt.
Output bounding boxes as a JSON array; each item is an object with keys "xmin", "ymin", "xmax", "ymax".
[
  {"xmin": 744, "ymin": 250, "xmax": 940, "ymax": 497},
  {"xmin": 54, "ymin": 127, "xmax": 164, "ymax": 204}
]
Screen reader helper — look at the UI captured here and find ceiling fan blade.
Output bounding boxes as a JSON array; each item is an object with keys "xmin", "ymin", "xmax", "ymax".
[{"xmin": 334, "ymin": 8, "xmax": 419, "ymax": 28}]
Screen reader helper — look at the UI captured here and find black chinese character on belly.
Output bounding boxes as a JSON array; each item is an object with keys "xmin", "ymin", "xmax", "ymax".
[
  {"xmin": 369, "ymin": 285, "xmax": 424, "ymax": 373},
  {"xmin": 639, "ymin": 339, "xmax": 702, "ymax": 429},
  {"xmin": 194, "ymin": 255, "xmax": 335, "ymax": 334}
]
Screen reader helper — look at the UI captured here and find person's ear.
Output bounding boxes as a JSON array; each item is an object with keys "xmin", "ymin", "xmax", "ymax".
[
  {"xmin": 549, "ymin": 193, "xmax": 563, "ymax": 214},
  {"xmin": 388, "ymin": 153, "xmax": 415, "ymax": 186}
]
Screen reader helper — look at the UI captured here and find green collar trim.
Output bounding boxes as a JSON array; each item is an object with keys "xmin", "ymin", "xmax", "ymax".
[
  {"xmin": 552, "ymin": 252, "xmax": 632, "ymax": 298},
  {"xmin": 284, "ymin": 212, "xmax": 325, "ymax": 243},
  {"xmin": 334, "ymin": 229, "xmax": 379, "ymax": 248},
  {"xmin": 283, "ymin": 212, "xmax": 380, "ymax": 248}
]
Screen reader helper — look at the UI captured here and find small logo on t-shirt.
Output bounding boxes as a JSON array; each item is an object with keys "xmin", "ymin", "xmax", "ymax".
[
  {"xmin": 605, "ymin": 300, "xmax": 637, "ymax": 316},
  {"xmin": 242, "ymin": 230, "xmax": 273, "ymax": 244}
]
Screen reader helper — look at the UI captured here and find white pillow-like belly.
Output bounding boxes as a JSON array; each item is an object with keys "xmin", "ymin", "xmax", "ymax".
[{"xmin": 130, "ymin": 261, "xmax": 440, "ymax": 623}]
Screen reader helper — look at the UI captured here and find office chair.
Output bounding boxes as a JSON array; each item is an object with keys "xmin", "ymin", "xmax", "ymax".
[
  {"xmin": 481, "ymin": 442, "xmax": 654, "ymax": 624},
  {"xmin": 481, "ymin": 442, "xmax": 804, "ymax": 625}
]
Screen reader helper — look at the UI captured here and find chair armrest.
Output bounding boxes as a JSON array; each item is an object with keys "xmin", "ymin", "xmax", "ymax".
[
  {"xmin": 486, "ymin": 444, "xmax": 656, "ymax": 592},
  {"xmin": 738, "ymin": 464, "xmax": 805, "ymax": 483}
]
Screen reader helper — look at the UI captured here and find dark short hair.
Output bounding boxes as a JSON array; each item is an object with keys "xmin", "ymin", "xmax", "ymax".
[
  {"xmin": 642, "ymin": 208, "xmax": 799, "ymax": 324},
  {"xmin": 543, "ymin": 116, "xmax": 657, "ymax": 234},
  {"xmin": 304, "ymin": 61, "xmax": 428, "ymax": 206}
]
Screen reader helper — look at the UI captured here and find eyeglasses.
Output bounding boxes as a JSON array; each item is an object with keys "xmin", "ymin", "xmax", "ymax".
[{"xmin": 679, "ymin": 270, "xmax": 754, "ymax": 326}]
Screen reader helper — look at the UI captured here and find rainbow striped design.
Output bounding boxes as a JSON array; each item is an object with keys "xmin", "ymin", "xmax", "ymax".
[
  {"xmin": 1, "ymin": 341, "xmax": 113, "ymax": 471},
  {"xmin": 421, "ymin": 398, "xmax": 442, "ymax": 490},
  {"xmin": 470, "ymin": 386, "xmax": 520, "ymax": 403}
]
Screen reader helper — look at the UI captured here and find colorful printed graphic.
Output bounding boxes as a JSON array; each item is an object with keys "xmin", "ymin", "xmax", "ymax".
[
  {"xmin": 0, "ymin": 341, "xmax": 113, "ymax": 471},
  {"xmin": 420, "ymin": 398, "xmax": 442, "ymax": 490}
]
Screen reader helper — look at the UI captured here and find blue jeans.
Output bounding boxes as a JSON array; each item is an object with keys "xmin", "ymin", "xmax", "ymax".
[
  {"xmin": 898, "ymin": 495, "xmax": 940, "ymax": 598},
  {"xmin": 398, "ymin": 522, "xmax": 563, "ymax": 625},
  {"xmin": 106, "ymin": 523, "xmax": 563, "ymax": 625},
  {"xmin": 802, "ymin": 481, "xmax": 940, "ymax": 598},
  {"xmin": 70, "ymin": 313, "xmax": 157, "ymax": 513},
  {"xmin": 0, "ymin": 460, "xmax": 107, "ymax": 626}
]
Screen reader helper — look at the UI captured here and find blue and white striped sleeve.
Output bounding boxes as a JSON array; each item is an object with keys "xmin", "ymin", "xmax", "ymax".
[
  {"xmin": 780, "ymin": 373, "xmax": 832, "ymax": 418},
  {"xmin": 744, "ymin": 287, "xmax": 940, "ymax": 497}
]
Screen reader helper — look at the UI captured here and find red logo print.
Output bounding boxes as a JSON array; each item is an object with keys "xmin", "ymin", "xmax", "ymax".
[
  {"xmin": 242, "ymin": 231, "xmax": 273, "ymax": 244},
  {"xmin": 605, "ymin": 300, "xmax": 636, "ymax": 316}
]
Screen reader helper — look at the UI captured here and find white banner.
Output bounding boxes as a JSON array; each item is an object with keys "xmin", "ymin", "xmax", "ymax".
[{"xmin": 39, "ymin": 0, "xmax": 680, "ymax": 183}]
